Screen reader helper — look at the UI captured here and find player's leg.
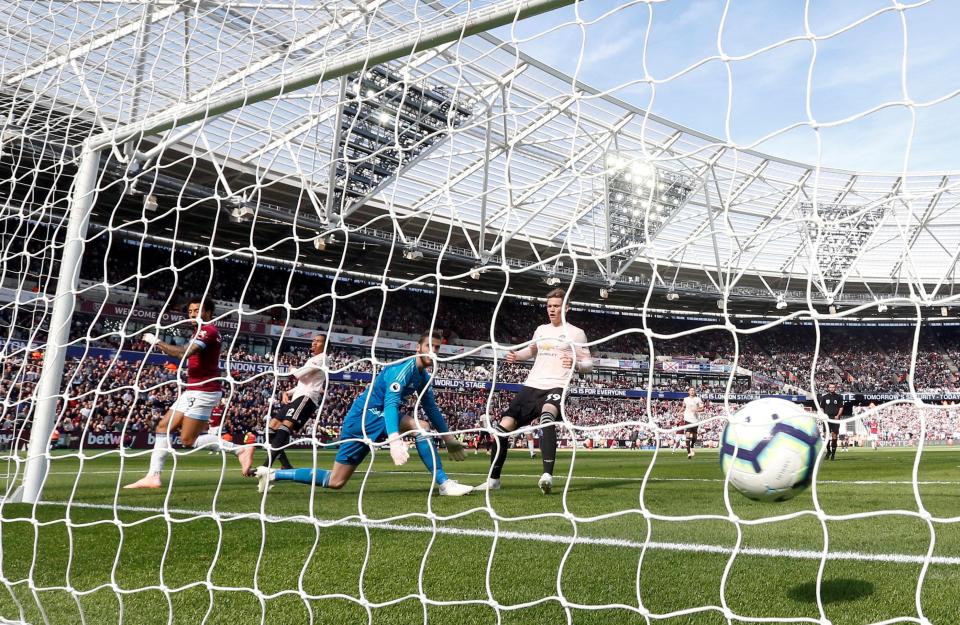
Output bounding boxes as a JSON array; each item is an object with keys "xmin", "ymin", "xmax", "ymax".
[
  {"xmin": 476, "ymin": 416, "xmax": 517, "ymax": 491},
  {"xmin": 538, "ymin": 397, "xmax": 563, "ymax": 493},
  {"xmin": 274, "ymin": 419, "xmax": 298, "ymax": 469},
  {"xmin": 182, "ymin": 393, "xmax": 255, "ymax": 475},
  {"xmin": 686, "ymin": 426, "xmax": 698, "ymax": 459},
  {"xmin": 527, "ymin": 432, "xmax": 536, "ymax": 458},
  {"xmin": 260, "ymin": 418, "xmax": 294, "ymax": 470},
  {"xmin": 259, "ymin": 436, "xmax": 364, "ymax": 493},
  {"xmin": 182, "ymin": 416, "xmax": 254, "ymax": 474},
  {"xmin": 399, "ymin": 417, "xmax": 472, "ymax": 496},
  {"xmin": 262, "ymin": 460, "xmax": 357, "ymax": 493},
  {"xmin": 264, "ymin": 397, "xmax": 316, "ymax": 470},
  {"xmin": 206, "ymin": 424, "xmax": 220, "ymax": 454},
  {"xmin": 480, "ymin": 387, "xmax": 544, "ymax": 491},
  {"xmin": 830, "ymin": 428, "xmax": 839, "ymax": 460},
  {"xmin": 124, "ymin": 407, "xmax": 182, "ymax": 488},
  {"xmin": 537, "ymin": 411, "xmax": 558, "ymax": 494},
  {"xmin": 260, "ymin": 409, "xmax": 370, "ymax": 493}
]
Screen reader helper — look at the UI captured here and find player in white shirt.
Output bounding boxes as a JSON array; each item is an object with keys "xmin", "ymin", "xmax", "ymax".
[
  {"xmin": 250, "ymin": 334, "xmax": 327, "ymax": 473},
  {"xmin": 682, "ymin": 387, "xmax": 704, "ymax": 459},
  {"xmin": 476, "ymin": 288, "xmax": 593, "ymax": 494}
]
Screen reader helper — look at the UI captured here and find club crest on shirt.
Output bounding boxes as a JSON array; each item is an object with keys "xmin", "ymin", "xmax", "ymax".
[{"xmin": 389, "ymin": 382, "xmax": 401, "ymax": 392}]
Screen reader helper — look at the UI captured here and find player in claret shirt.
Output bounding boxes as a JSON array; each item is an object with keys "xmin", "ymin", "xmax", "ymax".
[
  {"xmin": 475, "ymin": 288, "xmax": 593, "ymax": 495},
  {"xmin": 125, "ymin": 298, "xmax": 254, "ymax": 489}
]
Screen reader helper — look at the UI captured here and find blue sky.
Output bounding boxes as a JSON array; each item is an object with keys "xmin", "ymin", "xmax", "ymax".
[{"xmin": 494, "ymin": 0, "xmax": 960, "ymax": 173}]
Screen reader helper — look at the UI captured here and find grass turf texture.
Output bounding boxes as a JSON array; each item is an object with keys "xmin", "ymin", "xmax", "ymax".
[{"xmin": 0, "ymin": 447, "xmax": 958, "ymax": 624}]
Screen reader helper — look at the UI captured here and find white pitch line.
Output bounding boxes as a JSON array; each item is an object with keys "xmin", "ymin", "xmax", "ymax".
[
  {"xmin": 2, "ymin": 468, "xmax": 959, "ymax": 486},
  {"xmin": 25, "ymin": 500, "xmax": 960, "ymax": 567}
]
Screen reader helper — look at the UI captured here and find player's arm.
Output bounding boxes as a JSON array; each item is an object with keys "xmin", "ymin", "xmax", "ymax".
[
  {"xmin": 382, "ymin": 367, "xmax": 415, "ymax": 436},
  {"xmin": 420, "ymin": 387, "xmax": 466, "ymax": 461},
  {"xmin": 142, "ymin": 331, "xmax": 201, "ymax": 360},
  {"xmin": 292, "ymin": 356, "xmax": 324, "ymax": 380},
  {"xmin": 565, "ymin": 328, "xmax": 593, "ymax": 373},
  {"xmin": 381, "ymin": 364, "xmax": 418, "ymax": 466},
  {"xmin": 506, "ymin": 339, "xmax": 538, "ymax": 363},
  {"xmin": 420, "ymin": 386, "xmax": 450, "ymax": 434}
]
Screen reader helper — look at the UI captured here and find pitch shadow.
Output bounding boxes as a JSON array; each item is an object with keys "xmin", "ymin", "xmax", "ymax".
[{"xmin": 787, "ymin": 578, "xmax": 875, "ymax": 604}]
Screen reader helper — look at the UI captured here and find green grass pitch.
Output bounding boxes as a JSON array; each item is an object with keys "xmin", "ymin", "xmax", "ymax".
[{"xmin": 0, "ymin": 447, "xmax": 958, "ymax": 625}]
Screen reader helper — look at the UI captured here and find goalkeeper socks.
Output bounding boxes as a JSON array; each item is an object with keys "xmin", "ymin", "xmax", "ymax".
[
  {"xmin": 148, "ymin": 433, "xmax": 171, "ymax": 475},
  {"xmin": 265, "ymin": 427, "xmax": 292, "ymax": 469},
  {"xmin": 276, "ymin": 468, "xmax": 330, "ymax": 487},
  {"xmin": 540, "ymin": 422, "xmax": 557, "ymax": 476},
  {"xmin": 414, "ymin": 435, "xmax": 448, "ymax": 485}
]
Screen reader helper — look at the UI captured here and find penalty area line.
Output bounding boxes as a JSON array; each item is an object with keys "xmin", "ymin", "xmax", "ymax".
[{"xmin": 26, "ymin": 500, "xmax": 960, "ymax": 567}]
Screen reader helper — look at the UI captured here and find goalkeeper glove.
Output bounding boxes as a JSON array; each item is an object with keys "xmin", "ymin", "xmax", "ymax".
[
  {"xmin": 446, "ymin": 439, "xmax": 466, "ymax": 462},
  {"xmin": 142, "ymin": 332, "xmax": 159, "ymax": 346},
  {"xmin": 387, "ymin": 433, "xmax": 409, "ymax": 466}
]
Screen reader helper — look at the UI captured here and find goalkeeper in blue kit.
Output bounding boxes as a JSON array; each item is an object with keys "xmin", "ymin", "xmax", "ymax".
[{"xmin": 256, "ymin": 331, "xmax": 473, "ymax": 496}]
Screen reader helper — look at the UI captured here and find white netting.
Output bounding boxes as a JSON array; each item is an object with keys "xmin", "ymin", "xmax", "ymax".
[{"xmin": 1, "ymin": 1, "xmax": 959, "ymax": 624}]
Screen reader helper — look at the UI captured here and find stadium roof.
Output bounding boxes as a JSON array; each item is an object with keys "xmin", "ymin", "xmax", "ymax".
[{"xmin": 3, "ymin": 0, "xmax": 960, "ymax": 306}]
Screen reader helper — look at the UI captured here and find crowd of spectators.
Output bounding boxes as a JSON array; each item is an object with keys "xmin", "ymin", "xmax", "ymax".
[
  {"xmin": 0, "ymin": 236, "xmax": 941, "ymax": 397},
  {"xmin": 4, "ymin": 344, "xmax": 960, "ymax": 453},
  {"xmin": 4, "ymin": 237, "xmax": 960, "ymax": 452}
]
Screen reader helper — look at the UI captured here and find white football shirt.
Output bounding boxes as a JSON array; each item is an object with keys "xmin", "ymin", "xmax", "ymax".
[
  {"xmin": 682, "ymin": 396, "xmax": 703, "ymax": 424},
  {"xmin": 523, "ymin": 323, "xmax": 591, "ymax": 391},
  {"xmin": 291, "ymin": 354, "xmax": 327, "ymax": 403}
]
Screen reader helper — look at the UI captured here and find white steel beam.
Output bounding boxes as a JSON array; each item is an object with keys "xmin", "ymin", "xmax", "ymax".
[
  {"xmin": 409, "ymin": 95, "xmax": 578, "ymax": 211},
  {"xmin": 5, "ymin": 4, "xmax": 182, "ymax": 85},
  {"xmin": 187, "ymin": 0, "xmax": 388, "ymax": 105},
  {"xmin": 889, "ymin": 175, "xmax": 949, "ymax": 279},
  {"xmin": 239, "ymin": 43, "xmax": 479, "ymax": 165},
  {"xmin": 87, "ymin": 0, "xmax": 583, "ymax": 151},
  {"xmin": 340, "ymin": 63, "xmax": 528, "ymax": 219}
]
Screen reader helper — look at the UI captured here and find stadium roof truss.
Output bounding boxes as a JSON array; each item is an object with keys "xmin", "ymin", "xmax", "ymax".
[{"xmin": 4, "ymin": 0, "xmax": 960, "ymax": 301}]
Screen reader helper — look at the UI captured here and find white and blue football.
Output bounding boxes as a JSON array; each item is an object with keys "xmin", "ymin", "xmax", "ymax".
[{"xmin": 720, "ymin": 398, "xmax": 822, "ymax": 502}]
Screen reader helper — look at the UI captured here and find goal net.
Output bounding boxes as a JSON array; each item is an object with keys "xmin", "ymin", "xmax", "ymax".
[{"xmin": 0, "ymin": 1, "xmax": 958, "ymax": 624}]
